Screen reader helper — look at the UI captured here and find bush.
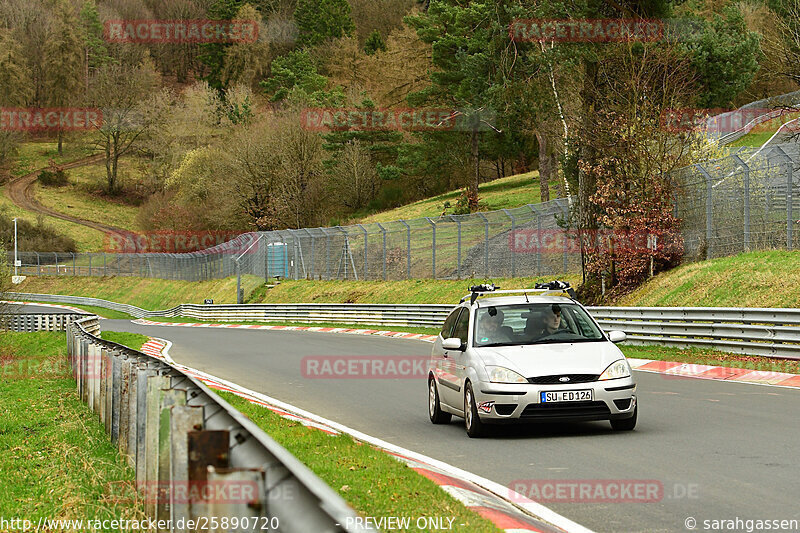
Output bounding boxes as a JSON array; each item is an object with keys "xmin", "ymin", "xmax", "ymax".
[
  {"xmin": 37, "ymin": 161, "xmax": 69, "ymax": 187},
  {"xmin": 0, "ymin": 212, "xmax": 77, "ymax": 252}
]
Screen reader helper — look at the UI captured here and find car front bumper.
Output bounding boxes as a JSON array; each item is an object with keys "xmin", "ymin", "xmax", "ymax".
[{"xmin": 474, "ymin": 378, "xmax": 637, "ymax": 423}]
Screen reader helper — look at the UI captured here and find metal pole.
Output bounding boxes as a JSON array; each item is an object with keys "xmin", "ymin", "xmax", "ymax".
[
  {"xmin": 304, "ymin": 228, "xmax": 314, "ymax": 280},
  {"xmin": 357, "ymin": 224, "xmax": 368, "ymax": 280},
  {"xmin": 425, "ymin": 218, "xmax": 436, "ymax": 279},
  {"xmin": 399, "ymin": 219, "xmax": 411, "ymax": 279},
  {"xmin": 455, "ymin": 217, "xmax": 462, "ymax": 279},
  {"xmin": 35, "ymin": 252, "xmax": 40, "ymax": 276},
  {"xmin": 732, "ymin": 155, "xmax": 750, "ymax": 252},
  {"xmin": 376, "ymin": 222, "xmax": 387, "ymax": 280},
  {"xmin": 503, "ymin": 209, "xmax": 516, "ymax": 278},
  {"xmin": 235, "ymin": 258, "xmax": 241, "ymax": 304},
  {"xmin": 478, "ymin": 213, "xmax": 489, "ymax": 277},
  {"xmin": 695, "ymin": 164, "xmax": 714, "ymax": 259},
  {"xmin": 788, "ymin": 159, "xmax": 794, "ymax": 251},
  {"xmin": 13, "ymin": 218, "xmax": 18, "ymax": 277}
]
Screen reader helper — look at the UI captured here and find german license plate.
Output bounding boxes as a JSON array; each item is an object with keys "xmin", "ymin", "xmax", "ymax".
[{"xmin": 540, "ymin": 390, "xmax": 593, "ymax": 403}]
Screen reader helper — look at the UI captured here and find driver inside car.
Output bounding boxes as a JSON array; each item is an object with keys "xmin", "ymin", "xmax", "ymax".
[{"xmin": 525, "ymin": 304, "xmax": 564, "ymax": 339}]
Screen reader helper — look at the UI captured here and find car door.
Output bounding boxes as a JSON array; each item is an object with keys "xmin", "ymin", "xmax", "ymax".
[
  {"xmin": 439, "ymin": 307, "xmax": 470, "ymax": 409},
  {"xmin": 432, "ymin": 307, "xmax": 461, "ymax": 394}
]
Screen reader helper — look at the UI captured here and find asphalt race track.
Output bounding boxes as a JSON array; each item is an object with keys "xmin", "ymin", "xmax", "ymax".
[{"xmin": 89, "ymin": 318, "xmax": 800, "ymax": 532}]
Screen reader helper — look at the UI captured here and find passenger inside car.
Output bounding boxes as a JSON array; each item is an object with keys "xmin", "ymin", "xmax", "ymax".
[
  {"xmin": 477, "ymin": 307, "xmax": 514, "ymax": 344},
  {"xmin": 524, "ymin": 304, "xmax": 565, "ymax": 339}
]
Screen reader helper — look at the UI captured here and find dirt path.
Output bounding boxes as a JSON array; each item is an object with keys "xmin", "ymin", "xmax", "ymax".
[{"xmin": 4, "ymin": 154, "xmax": 131, "ymax": 237}]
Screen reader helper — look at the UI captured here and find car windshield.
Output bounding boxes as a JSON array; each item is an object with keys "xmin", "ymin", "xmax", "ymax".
[{"xmin": 473, "ymin": 303, "xmax": 605, "ymax": 347}]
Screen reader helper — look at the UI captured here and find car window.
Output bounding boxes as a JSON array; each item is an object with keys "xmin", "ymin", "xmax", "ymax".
[
  {"xmin": 440, "ymin": 308, "xmax": 462, "ymax": 339},
  {"xmin": 451, "ymin": 308, "xmax": 470, "ymax": 344},
  {"xmin": 473, "ymin": 303, "xmax": 604, "ymax": 347}
]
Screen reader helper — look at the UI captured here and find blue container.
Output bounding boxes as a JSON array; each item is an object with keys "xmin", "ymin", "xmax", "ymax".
[{"xmin": 266, "ymin": 242, "xmax": 289, "ymax": 278}]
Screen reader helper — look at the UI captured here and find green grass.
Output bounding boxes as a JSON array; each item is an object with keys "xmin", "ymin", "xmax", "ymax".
[
  {"xmin": 616, "ymin": 250, "xmax": 800, "ymax": 308},
  {"xmin": 34, "ymin": 160, "xmax": 141, "ymax": 232},
  {"xmin": 259, "ymin": 276, "xmax": 581, "ymax": 304},
  {"xmin": 99, "ymin": 331, "xmax": 150, "ymax": 351},
  {"xmin": 15, "ymin": 275, "xmax": 262, "ymax": 310},
  {"xmin": 0, "ymin": 194, "xmax": 106, "ymax": 252},
  {"xmin": 358, "ymin": 171, "xmax": 553, "ymax": 224},
  {"xmin": 10, "ymin": 138, "xmax": 96, "ymax": 178},
  {"xmin": 727, "ymin": 111, "xmax": 800, "ymax": 147},
  {"xmin": 217, "ymin": 390, "xmax": 501, "ymax": 533},
  {"xmin": 0, "ymin": 332, "xmax": 145, "ymax": 524}
]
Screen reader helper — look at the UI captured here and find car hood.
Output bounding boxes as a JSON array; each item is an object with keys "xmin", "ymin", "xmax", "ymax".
[{"xmin": 475, "ymin": 341, "xmax": 625, "ymax": 377}]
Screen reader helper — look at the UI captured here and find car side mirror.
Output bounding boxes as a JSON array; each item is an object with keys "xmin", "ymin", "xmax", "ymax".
[
  {"xmin": 607, "ymin": 330, "xmax": 626, "ymax": 344},
  {"xmin": 442, "ymin": 337, "xmax": 465, "ymax": 351}
]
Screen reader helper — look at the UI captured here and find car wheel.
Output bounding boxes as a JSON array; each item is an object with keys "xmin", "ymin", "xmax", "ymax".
[
  {"xmin": 610, "ymin": 406, "xmax": 637, "ymax": 431},
  {"xmin": 428, "ymin": 378, "xmax": 452, "ymax": 424},
  {"xmin": 464, "ymin": 382, "xmax": 486, "ymax": 438}
]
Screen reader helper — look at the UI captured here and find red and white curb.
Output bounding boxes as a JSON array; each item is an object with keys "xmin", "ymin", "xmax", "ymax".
[
  {"xmin": 626, "ymin": 358, "xmax": 800, "ymax": 389},
  {"xmin": 134, "ymin": 318, "xmax": 800, "ymax": 390},
  {"xmin": 143, "ymin": 336, "xmax": 587, "ymax": 533},
  {"xmin": 133, "ymin": 318, "xmax": 439, "ymax": 342}
]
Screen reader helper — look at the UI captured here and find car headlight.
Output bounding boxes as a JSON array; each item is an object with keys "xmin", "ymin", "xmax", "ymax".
[
  {"xmin": 487, "ymin": 366, "xmax": 528, "ymax": 384},
  {"xmin": 599, "ymin": 359, "xmax": 631, "ymax": 380}
]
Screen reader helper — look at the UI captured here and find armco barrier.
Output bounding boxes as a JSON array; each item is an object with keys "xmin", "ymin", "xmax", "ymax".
[
  {"xmin": 2, "ymin": 313, "xmax": 87, "ymax": 332},
  {"xmin": 8, "ymin": 292, "xmax": 800, "ymax": 359},
  {"xmin": 63, "ymin": 315, "xmax": 371, "ymax": 532}
]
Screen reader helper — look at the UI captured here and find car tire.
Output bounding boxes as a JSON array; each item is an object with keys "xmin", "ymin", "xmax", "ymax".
[
  {"xmin": 464, "ymin": 382, "xmax": 486, "ymax": 438},
  {"xmin": 610, "ymin": 406, "xmax": 637, "ymax": 431},
  {"xmin": 429, "ymin": 378, "xmax": 452, "ymax": 424}
]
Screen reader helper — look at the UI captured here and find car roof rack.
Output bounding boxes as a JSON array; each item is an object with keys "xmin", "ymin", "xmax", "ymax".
[{"xmin": 460, "ymin": 281, "xmax": 576, "ymax": 304}]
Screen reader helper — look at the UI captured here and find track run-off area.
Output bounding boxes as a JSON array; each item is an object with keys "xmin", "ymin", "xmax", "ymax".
[{"xmin": 78, "ymin": 313, "xmax": 798, "ymax": 533}]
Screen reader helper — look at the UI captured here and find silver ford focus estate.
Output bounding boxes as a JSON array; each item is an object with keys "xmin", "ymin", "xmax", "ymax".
[{"xmin": 427, "ymin": 282, "xmax": 637, "ymax": 437}]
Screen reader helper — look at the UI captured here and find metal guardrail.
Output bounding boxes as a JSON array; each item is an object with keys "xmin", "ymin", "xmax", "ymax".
[
  {"xmin": 7, "ymin": 292, "xmax": 800, "ymax": 359},
  {"xmin": 63, "ymin": 315, "xmax": 370, "ymax": 532},
  {"xmin": 2, "ymin": 313, "xmax": 87, "ymax": 332}
]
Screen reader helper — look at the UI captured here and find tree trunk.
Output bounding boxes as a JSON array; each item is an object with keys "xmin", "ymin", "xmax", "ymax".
[
  {"xmin": 578, "ymin": 58, "xmax": 599, "ymax": 286},
  {"xmin": 470, "ymin": 128, "xmax": 480, "ymax": 210},
  {"xmin": 104, "ymin": 139, "xmax": 112, "ymax": 191},
  {"xmin": 535, "ymin": 131, "xmax": 551, "ymax": 203}
]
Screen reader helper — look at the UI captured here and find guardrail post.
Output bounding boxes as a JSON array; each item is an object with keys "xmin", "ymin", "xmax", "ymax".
[
  {"xmin": 119, "ymin": 357, "xmax": 134, "ymax": 458},
  {"xmin": 399, "ymin": 219, "xmax": 411, "ymax": 279},
  {"xmin": 111, "ymin": 351, "xmax": 123, "ymax": 445},
  {"xmin": 145, "ymin": 372, "xmax": 171, "ymax": 518},
  {"xmin": 207, "ymin": 468, "xmax": 264, "ymax": 526},
  {"xmin": 136, "ymin": 364, "xmax": 159, "ymax": 484},
  {"xmin": 170, "ymin": 405, "xmax": 204, "ymax": 528},
  {"xmin": 158, "ymin": 388, "xmax": 187, "ymax": 524},
  {"xmin": 104, "ymin": 348, "xmax": 114, "ymax": 435},
  {"xmin": 187, "ymin": 430, "xmax": 230, "ymax": 522}
]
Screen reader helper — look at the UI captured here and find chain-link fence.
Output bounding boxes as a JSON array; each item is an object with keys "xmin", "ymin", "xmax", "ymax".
[
  {"xmin": 704, "ymin": 89, "xmax": 800, "ymax": 145},
  {"xmin": 8, "ymin": 139, "xmax": 800, "ymax": 286},
  {"xmin": 675, "ymin": 142, "xmax": 800, "ymax": 259}
]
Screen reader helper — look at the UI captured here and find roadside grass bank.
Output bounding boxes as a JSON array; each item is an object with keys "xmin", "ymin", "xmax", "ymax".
[
  {"xmin": 218, "ymin": 391, "xmax": 502, "ymax": 533},
  {"xmin": 0, "ymin": 332, "xmax": 145, "ymax": 524},
  {"xmin": 13, "ymin": 275, "xmax": 262, "ymax": 309},
  {"xmin": 356, "ymin": 171, "xmax": 551, "ymax": 224},
  {"xmin": 99, "ymin": 331, "xmax": 149, "ymax": 351},
  {"xmin": 616, "ymin": 250, "xmax": 800, "ymax": 308}
]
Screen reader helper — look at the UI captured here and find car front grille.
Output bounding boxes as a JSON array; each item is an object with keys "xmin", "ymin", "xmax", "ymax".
[
  {"xmin": 527, "ymin": 374, "xmax": 600, "ymax": 385},
  {"xmin": 520, "ymin": 401, "xmax": 610, "ymax": 421}
]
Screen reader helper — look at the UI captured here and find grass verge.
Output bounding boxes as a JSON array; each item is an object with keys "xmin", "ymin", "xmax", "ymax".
[
  {"xmin": 0, "ymin": 332, "xmax": 144, "ymax": 524},
  {"xmin": 99, "ymin": 331, "xmax": 150, "ymax": 351},
  {"xmin": 357, "ymin": 171, "xmax": 552, "ymax": 224},
  {"xmin": 615, "ymin": 250, "xmax": 800, "ymax": 308},
  {"xmin": 217, "ymin": 390, "xmax": 502, "ymax": 533}
]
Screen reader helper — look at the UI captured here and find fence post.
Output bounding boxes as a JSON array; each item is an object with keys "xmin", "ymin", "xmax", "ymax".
[
  {"xmin": 234, "ymin": 258, "xmax": 242, "ymax": 304},
  {"xmin": 321, "ymin": 227, "xmax": 331, "ymax": 280},
  {"xmin": 55, "ymin": 252, "xmax": 60, "ymax": 276},
  {"xmin": 376, "ymin": 222, "xmax": 387, "ymax": 280},
  {"xmin": 503, "ymin": 209, "xmax": 516, "ymax": 278},
  {"xmin": 478, "ymin": 213, "xmax": 489, "ymax": 277},
  {"xmin": 454, "ymin": 217, "xmax": 462, "ymax": 279},
  {"xmin": 695, "ymin": 163, "xmax": 714, "ymax": 259},
  {"xmin": 303, "ymin": 228, "xmax": 314, "ymax": 280},
  {"xmin": 72, "ymin": 252, "xmax": 76, "ymax": 275},
  {"xmin": 357, "ymin": 224, "xmax": 368, "ymax": 280},
  {"xmin": 425, "ymin": 217, "xmax": 436, "ymax": 279},
  {"xmin": 103, "ymin": 252, "xmax": 106, "ymax": 276},
  {"xmin": 732, "ymin": 154, "xmax": 751, "ymax": 252},
  {"xmin": 35, "ymin": 252, "xmax": 40, "ymax": 276},
  {"xmin": 399, "ymin": 219, "xmax": 411, "ymax": 279}
]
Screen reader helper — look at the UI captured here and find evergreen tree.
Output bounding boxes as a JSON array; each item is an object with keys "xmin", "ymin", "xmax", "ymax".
[
  {"xmin": 295, "ymin": 0, "xmax": 355, "ymax": 47},
  {"xmin": 364, "ymin": 30, "xmax": 387, "ymax": 55}
]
